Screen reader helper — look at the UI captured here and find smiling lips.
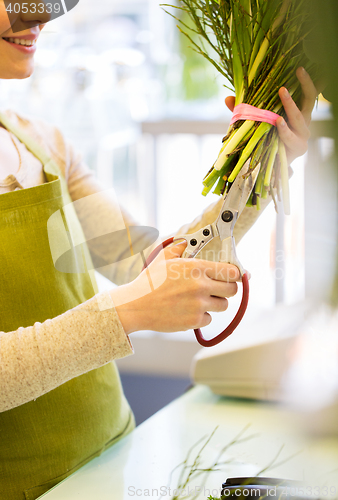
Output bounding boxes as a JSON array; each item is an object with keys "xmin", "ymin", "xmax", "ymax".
[
  {"xmin": 3, "ymin": 37, "xmax": 37, "ymax": 46},
  {"xmin": 1, "ymin": 34, "xmax": 38, "ymax": 53}
]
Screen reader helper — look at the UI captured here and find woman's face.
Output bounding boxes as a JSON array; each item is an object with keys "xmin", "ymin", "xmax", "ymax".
[{"xmin": 0, "ymin": 1, "xmax": 50, "ymax": 79}]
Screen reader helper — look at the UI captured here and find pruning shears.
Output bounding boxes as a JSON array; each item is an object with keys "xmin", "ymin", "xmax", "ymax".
[{"xmin": 142, "ymin": 160, "xmax": 260, "ymax": 347}]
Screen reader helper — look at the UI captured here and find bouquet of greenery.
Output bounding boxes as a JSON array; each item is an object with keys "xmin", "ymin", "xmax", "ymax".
[{"xmin": 163, "ymin": 0, "xmax": 318, "ymax": 214}]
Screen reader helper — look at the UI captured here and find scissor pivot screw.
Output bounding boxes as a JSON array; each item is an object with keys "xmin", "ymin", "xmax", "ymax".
[
  {"xmin": 221, "ymin": 210, "xmax": 233, "ymax": 223},
  {"xmin": 203, "ymin": 229, "xmax": 210, "ymax": 236},
  {"xmin": 190, "ymin": 239, "xmax": 198, "ymax": 246}
]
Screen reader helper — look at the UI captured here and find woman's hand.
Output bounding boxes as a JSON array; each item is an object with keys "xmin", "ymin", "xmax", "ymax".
[
  {"xmin": 110, "ymin": 242, "xmax": 241, "ymax": 334},
  {"xmin": 225, "ymin": 67, "xmax": 318, "ymax": 165},
  {"xmin": 276, "ymin": 67, "xmax": 318, "ymax": 163}
]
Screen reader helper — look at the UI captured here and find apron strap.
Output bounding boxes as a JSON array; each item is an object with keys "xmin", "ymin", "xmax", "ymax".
[{"xmin": 0, "ymin": 111, "xmax": 63, "ymax": 180}]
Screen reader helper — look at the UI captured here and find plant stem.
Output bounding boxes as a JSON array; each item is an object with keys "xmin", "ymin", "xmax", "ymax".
[
  {"xmin": 278, "ymin": 138, "xmax": 290, "ymax": 215},
  {"xmin": 255, "ymin": 163, "xmax": 264, "ymax": 195},
  {"xmin": 264, "ymin": 139, "xmax": 279, "ymax": 187},
  {"xmin": 248, "ymin": 37, "xmax": 269, "ymax": 86},
  {"xmin": 228, "ymin": 122, "xmax": 271, "ymax": 182},
  {"xmin": 218, "ymin": 128, "xmax": 237, "ymax": 156},
  {"xmin": 214, "ymin": 120, "xmax": 255, "ymax": 171},
  {"xmin": 203, "ymin": 167, "xmax": 221, "ymax": 187},
  {"xmin": 213, "ymin": 175, "xmax": 226, "ymax": 195},
  {"xmin": 202, "ymin": 184, "xmax": 215, "ymax": 196}
]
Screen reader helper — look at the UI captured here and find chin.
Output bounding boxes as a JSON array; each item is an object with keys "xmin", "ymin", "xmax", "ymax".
[
  {"xmin": 2, "ymin": 65, "xmax": 35, "ymax": 80},
  {"xmin": 18, "ymin": 67, "xmax": 34, "ymax": 79}
]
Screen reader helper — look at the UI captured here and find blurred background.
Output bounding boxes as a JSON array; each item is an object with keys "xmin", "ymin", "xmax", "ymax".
[{"xmin": 2, "ymin": 0, "xmax": 337, "ymax": 426}]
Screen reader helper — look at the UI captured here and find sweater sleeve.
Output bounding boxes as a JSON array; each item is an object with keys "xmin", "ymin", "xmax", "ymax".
[
  {"xmin": 62, "ymin": 139, "xmax": 272, "ymax": 275},
  {"xmin": 0, "ymin": 291, "xmax": 133, "ymax": 413},
  {"xmin": 174, "ymin": 196, "xmax": 272, "ymax": 262}
]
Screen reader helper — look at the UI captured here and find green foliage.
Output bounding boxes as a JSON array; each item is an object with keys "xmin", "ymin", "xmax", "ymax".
[
  {"xmin": 162, "ymin": 0, "xmax": 320, "ymax": 214},
  {"xmin": 162, "ymin": 0, "xmax": 318, "ymax": 100},
  {"xmin": 179, "ymin": 11, "xmax": 220, "ymax": 100}
]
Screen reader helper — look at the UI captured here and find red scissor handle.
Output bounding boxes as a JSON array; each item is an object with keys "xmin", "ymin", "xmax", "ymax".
[
  {"xmin": 141, "ymin": 238, "xmax": 249, "ymax": 347},
  {"xmin": 194, "ymin": 272, "xmax": 249, "ymax": 346},
  {"xmin": 142, "ymin": 237, "xmax": 175, "ymax": 266}
]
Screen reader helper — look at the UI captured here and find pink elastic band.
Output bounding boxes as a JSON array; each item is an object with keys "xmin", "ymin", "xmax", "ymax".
[{"xmin": 230, "ymin": 103, "xmax": 280, "ymax": 127}]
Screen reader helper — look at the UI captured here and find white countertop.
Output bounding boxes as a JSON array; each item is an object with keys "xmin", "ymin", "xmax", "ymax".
[{"xmin": 40, "ymin": 385, "xmax": 338, "ymax": 499}]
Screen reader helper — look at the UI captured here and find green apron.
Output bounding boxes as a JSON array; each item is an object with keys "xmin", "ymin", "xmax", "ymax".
[{"xmin": 0, "ymin": 113, "xmax": 135, "ymax": 500}]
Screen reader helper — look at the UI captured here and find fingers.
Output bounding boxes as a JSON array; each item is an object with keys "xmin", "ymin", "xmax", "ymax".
[
  {"xmin": 186, "ymin": 261, "xmax": 239, "ymax": 298},
  {"xmin": 164, "ymin": 241, "xmax": 187, "ymax": 259},
  {"xmin": 164, "ymin": 245, "xmax": 243, "ymax": 287},
  {"xmin": 204, "ymin": 262, "xmax": 241, "ymax": 282},
  {"xmin": 210, "ymin": 280, "xmax": 238, "ymax": 298},
  {"xmin": 276, "ymin": 116, "xmax": 308, "ymax": 158},
  {"xmin": 200, "ymin": 312, "xmax": 212, "ymax": 328},
  {"xmin": 296, "ymin": 67, "xmax": 318, "ymax": 126},
  {"xmin": 277, "ymin": 68, "xmax": 319, "ymax": 164},
  {"xmin": 278, "ymin": 87, "xmax": 310, "ymax": 142},
  {"xmin": 225, "ymin": 96, "xmax": 235, "ymax": 112},
  {"xmin": 207, "ymin": 296, "xmax": 229, "ymax": 313}
]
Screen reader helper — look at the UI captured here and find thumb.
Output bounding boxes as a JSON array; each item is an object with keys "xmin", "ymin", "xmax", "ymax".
[
  {"xmin": 225, "ymin": 96, "xmax": 235, "ymax": 112},
  {"xmin": 164, "ymin": 240, "xmax": 187, "ymax": 259}
]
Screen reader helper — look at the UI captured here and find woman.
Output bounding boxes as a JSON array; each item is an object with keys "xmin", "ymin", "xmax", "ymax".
[{"xmin": 0, "ymin": 4, "xmax": 318, "ymax": 499}]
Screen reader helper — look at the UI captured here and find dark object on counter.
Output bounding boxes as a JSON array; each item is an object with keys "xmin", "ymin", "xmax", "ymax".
[{"xmin": 221, "ymin": 477, "xmax": 320, "ymax": 500}]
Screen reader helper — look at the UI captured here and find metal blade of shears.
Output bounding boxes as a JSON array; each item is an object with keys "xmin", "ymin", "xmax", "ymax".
[
  {"xmin": 222, "ymin": 159, "xmax": 261, "ymax": 219},
  {"xmin": 177, "ymin": 161, "xmax": 260, "ymax": 261},
  {"xmin": 215, "ymin": 160, "xmax": 261, "ymax": 273}
]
